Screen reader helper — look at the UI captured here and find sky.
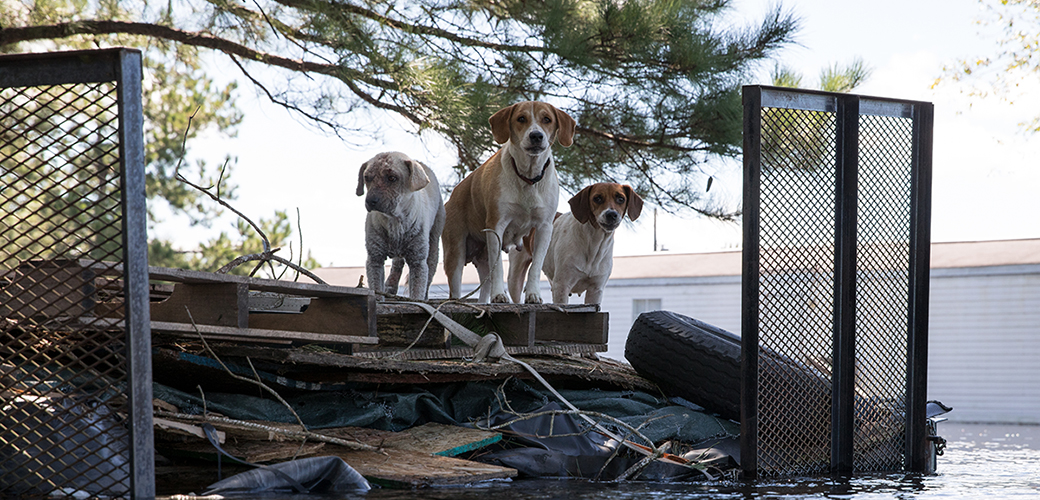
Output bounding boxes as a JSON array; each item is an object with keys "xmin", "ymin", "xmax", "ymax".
[{"xmin": 164, "ymin": 0, "xmax": 1040, "ymax": 268}]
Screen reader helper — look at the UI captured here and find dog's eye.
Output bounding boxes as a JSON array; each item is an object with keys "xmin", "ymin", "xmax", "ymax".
[
  {"xmin": 593, "ymin": 195, "xmax": 604, "ymax": 204},
  {"xmin": 387, "ymin": 175, "xmax": 398, "ymax": 183},
  {"xmin": 517, "ymin": 116, "xmax": 527, "ymax": 123},
  {"xmin": 616, "ymin": 195, "xmax": 626, "ymax": 205},
  {"xmin": 542, "ymin": 116, "xmax": 552, "ymax": 124}
]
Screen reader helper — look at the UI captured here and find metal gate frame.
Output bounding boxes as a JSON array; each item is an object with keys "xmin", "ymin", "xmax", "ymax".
[
  {"xmin": 740, "ymin": 85, "xmax": 933, "ymax": 477},
  {"xmin": 1, "ymin": 48, "xmax": 154, "ymax": 498}
]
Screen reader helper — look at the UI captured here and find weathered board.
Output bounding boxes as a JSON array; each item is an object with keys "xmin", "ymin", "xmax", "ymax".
[
  {"xmin": 320, "ymin": 446, "xmax": 516, "ymax": 488},
  {"xmin": 157, "ymin": 440, "xmax": 326, "ymax": 464},
  {"xmin": 210, "ymin": 345, "xmax": 660, "ymax": 393},
  {"xmin": 373, "ymin": 301, "xmax": 607, "ymax": 349},
  {"xmin": 322, "ymin": 423, "xmax": 501, "ymax": 457},
  {"xmin": 150, "ymin": 321, "xmax": 378, "ymax": 346}
]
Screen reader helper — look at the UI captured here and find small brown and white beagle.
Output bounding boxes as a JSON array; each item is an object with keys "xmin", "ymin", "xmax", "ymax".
[
  {"xmin": 442, "ymin": 101, "xmax": 576, "ymax": 303},
  {"xmin": 508, "ymin": 183, "xmax": 643, "ymax": 304}
]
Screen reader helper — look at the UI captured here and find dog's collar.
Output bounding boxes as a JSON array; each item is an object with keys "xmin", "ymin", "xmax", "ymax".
[{"xmin": 512, "ymin": 157, "xmax": 552, "ymax": 185}]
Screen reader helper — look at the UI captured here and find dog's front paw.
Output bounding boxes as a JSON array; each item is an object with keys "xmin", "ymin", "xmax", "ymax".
[
  {"xmin": 524, "ymin": 292, "xmax": 543, "ymax": 304},
  {"xmin": 491, "ymin": 293, "xmax": 510, "ymax": 304}
]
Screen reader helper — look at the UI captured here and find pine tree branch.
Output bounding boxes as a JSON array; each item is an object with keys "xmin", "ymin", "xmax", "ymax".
[
  {"xmin": 270, "ymin": 0, "xmax": 550, "ymax": 55},
  {"xmin": 0, "ymin": 21, "xmax": 345, "ymax": 77},
  {"xmin": 0, "ymin": 20, "xmax": 425, "ymax": 124},
  {"xmin": 575, "ymin": 125, "xmax": 714, "ymax": 154}
]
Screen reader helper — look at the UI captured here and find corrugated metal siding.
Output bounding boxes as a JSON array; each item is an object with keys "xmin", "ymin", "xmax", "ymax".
[{"xmin": 927, "ymin": 266, "xmax": 1040, "ymax": 424}]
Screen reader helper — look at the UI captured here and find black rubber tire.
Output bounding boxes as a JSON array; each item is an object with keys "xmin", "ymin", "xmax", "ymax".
[{"xmin": 625, "ymin": 311, "xmax": 742, "ymax": 420}]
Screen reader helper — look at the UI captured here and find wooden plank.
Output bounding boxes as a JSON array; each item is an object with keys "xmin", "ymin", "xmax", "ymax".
[
  {"xmin": 0, "ymin": 260, "xmax": 96, "ymax": 319},
  {"xmin": 484, "ymin": 310, "xmax": 535, "ymax": 346},
  {"xmin": 378, "ymin": 301, "xmax": 598, "ymax": 315},
  {"xmin": 157, "ymin": 440, "xmax": 326, "ymax": 464},
  {"xmin": 154, "ymin": 417, "xmax": 226, "ymax": 443},
  {"xmin": 321, "ymin": 446, "xmax": 515, "ymax": 488},
  {"xmin": 375, "ymin": 313, "xmax": 450, "ymax": 348},
  {"xmin": 320, "ymin": 423, "xmax": 500, "ymax": 457},
  {"xmin": 535, "ymin": 311, "xmax": 609, "ymax": 344},
  {"xmin": 150, "ymin": 282, "xmax": 249, "ymax": 328},
  {"xmin": 143, "ymin": 264, "xmax": 373, "ymax": 299},
  {"xmin": 354, "ymin": 342, "xmax": 606, "ymax": 360},
  {"xmin": 150, "ymin": 321, "xmax": 379, "ymax": 345},
  {"xmin": 383, "ymin": 423, "xmax": 501, "ymax": 457},
  {"xmin": 249, "ymin": 296, "xmax": 376, "ymax": 339}
]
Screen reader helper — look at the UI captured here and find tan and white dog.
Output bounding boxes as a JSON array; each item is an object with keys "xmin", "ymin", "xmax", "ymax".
[
  {"xmin": 357, "ymin": 151, "xmax": 445, "ymax": 300},
  {"xmin": 509, "ymin": 183, "xmax": 643, "ymax": 304},
  {"xmin": 442, "ymin": 101, "xmax": 576, "ymax": 303}
]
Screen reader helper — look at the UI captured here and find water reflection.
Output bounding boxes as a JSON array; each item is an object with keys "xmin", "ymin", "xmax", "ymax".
[{"xmin": 345, "ymin": 423, "xmax": 1039, "ymax": 500}]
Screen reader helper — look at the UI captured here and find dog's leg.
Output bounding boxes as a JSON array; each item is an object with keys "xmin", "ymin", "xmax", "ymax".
[
  {"xmin": 385, "ymin": 257, "xmax": 404, "ymax": 296},
  {"xmin": 522, "ymin": 224, "xmax": 551, "ymax": 304},
  {"xmin": 550, "ymin": 278, "xmax": 573, "ymax": 304},
  {"xmin": 404, "ymin": 242, "xmax": 430, "ymax": 301},
  {"xmin": 474, "ymin": 257, "xmax": 492, "ymax": 303},
  {"xmin": 366, "ymin": 255, "xmax": 387, "ymax": 299},
  {"xmin": 507, "ymin": 247, "xmax": 532, "ymax": 304},
  {"xmin": 444, "ymin": 230, "xmax": 465, "ymax": 299},
  {"xmin": 508, "ymin": 227, "xmax": 536, "ymax": 304},
  {"xmin": 483, "ymin": 230, "xmax": 509, "ymax": 303},
  {"xmin": 426, "ymin": 208, "xmax": 445, "ymax": 300},
  {"xmin": 584, "ymin": 285, "xmax": 605, "ymax": 305}
]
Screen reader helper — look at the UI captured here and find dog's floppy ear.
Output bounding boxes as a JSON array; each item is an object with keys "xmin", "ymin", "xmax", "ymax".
[
  {"xmin": 568, "ymin": 186, "xmax": 594, "ymax": 224},
  {"xmin": 489, "ymin": 104, "xmax": 515, "ymax": 144},
  {"xmin": 356, "ymin": 161, "xmax": 369, "ymax": 196},
  {"xmin": 553, "ymin": 106, "xmax": 576, "ymax": 147},
  {"xmin": 623, "ymin": 185, "xmax": 644, "ymax": 221},
  {"xmin": 407, "ymin": 160, "xmax": 431, "ymax": 192}
]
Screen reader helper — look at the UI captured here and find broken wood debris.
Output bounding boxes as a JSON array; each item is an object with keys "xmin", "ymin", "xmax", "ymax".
[{"xmin": 201, "ymin": 345, "xmax": 660, "ymax": 393}]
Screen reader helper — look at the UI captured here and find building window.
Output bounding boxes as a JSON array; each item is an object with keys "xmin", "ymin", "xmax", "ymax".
[{"xmin": 632, "ymin": 298, "xmax": 662, "ymax": 319}]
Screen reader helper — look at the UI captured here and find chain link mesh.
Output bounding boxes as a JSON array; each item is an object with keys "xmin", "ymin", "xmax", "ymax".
[
  {"xmin": 751, "ymin": 98, "xmax": 919, "ymax": 477},
  {"xmin": 852, "ymin": 114, "xmax": 914, "ymax": 471},
  {"xmin": 2, "ymin": 80, "xmax": 132, "ymax": 496},
  {"xmin": 757, "ymin": 106, "xmax": 837, "ymax": 476}
]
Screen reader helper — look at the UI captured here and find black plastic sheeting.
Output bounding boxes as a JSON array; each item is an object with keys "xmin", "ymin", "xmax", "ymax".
[
  {"xmin": 154, "ymin": 378, "xmax": 740, "ymax": 481},
  {"xmin": 474, "ymin": 402, "xmax": 739, "ymax": 480},
  {"xmin": 204, "ymin": 456, "xmax": 370, "ymax": 496},
  {"xmin": 153, "ymin": 379, "xmax": 738, "ymax": 441}
]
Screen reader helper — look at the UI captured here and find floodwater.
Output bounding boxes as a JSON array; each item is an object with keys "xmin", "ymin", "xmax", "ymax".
[{"xmin": 352, "ymin": 422, "xmax": 1039, "ymax": 500}]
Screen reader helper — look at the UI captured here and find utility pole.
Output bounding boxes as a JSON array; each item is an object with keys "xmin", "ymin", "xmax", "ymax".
[{"xmin": 653, "ymin": 208, "xmax": 658, "ymax": 251}]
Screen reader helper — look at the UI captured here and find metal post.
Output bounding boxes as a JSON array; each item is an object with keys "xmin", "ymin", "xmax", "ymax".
[
  {"xmin": 905, "ymin": 102, "xmax": 934, "ymax": 472},
  {"xmin": 116, "ymin": 48, "xmax": 155, "ymax": 499},
  {"xmin": 740, "ymin": 85, "xmax": 763, "ymax": 479},
  {"xmin": 831, "ymin": 95, "xmax": 859, "ymax": 473}
]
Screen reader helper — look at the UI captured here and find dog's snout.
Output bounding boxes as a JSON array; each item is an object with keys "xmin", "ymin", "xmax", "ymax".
[
  {"xmin": 528, "ymin": 130, "xmax": 544, "ymax": 144},
  {"xmin": 604, "ymin": 210, "xmax": 620, "ymax": 224},
  {"xmin": 365, "ymin": 194, "xmax": 380, "ymax": 212}
]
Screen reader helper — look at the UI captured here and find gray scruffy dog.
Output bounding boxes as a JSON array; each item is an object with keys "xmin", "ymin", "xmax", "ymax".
[{"xmin": 356, "ymin": 152, "xmax": 446, "ymax": 300}]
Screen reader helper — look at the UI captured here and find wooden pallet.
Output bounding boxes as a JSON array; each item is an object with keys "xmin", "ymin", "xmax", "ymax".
[
  {"xmin": 1, "ymin": 259, "xmax": 379, "ymax": 349},
  {"xmin": 372, "ymin": 301, "xmax": 608, "ymax": 351},
  {"xmin": 145, "ymin": 265, "xmax": 378, "ymax": 349},
  {"xmin": 3, "ymin": 259, "xmax": 607, "ymax": 353}
]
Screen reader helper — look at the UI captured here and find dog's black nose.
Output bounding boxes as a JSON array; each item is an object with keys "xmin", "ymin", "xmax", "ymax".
[
  {"xmin": 604, "ymin": 210, "xmax": 620, "ymax": 224},
  {"xmin": 365, "ymin": 195, "xmax": 379, "ymax": 211},
  {"xmin": 528, "ymin": 130, "xmax": 544, "ymax": 144}
]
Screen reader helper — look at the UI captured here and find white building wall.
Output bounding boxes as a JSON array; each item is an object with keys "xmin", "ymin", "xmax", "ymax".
[
  {"xmin": 596, "ymin": 276, "xmax": 742, "ymax": 361},
  {"xmin": 595, "ymin": 264, "xmax": 1040, "ymax": 424},
  {"xmin": 926, "ymin": 265, "xmax": 1040, "ymax": 424}
]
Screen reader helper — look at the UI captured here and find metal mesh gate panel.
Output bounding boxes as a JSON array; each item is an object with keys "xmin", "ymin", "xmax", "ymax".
[
  {"xmin": 1, "ymin": 49, "xmax": 154, "ymax": 498},
  {"xmin": 741, "ymin": 86, "xmax": 933, "ymax": 478}
]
